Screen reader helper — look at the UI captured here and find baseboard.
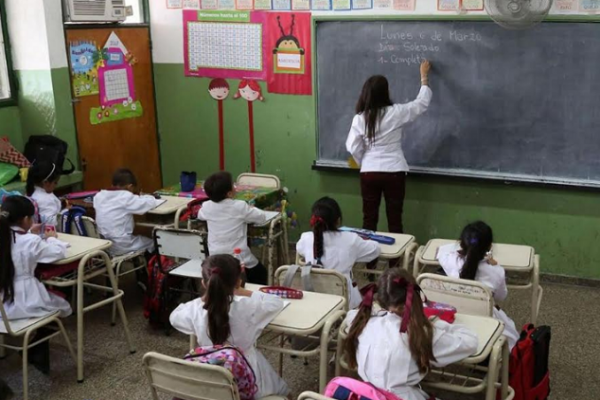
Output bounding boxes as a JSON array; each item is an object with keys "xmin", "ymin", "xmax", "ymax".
[{"xmin": 540, "ymin": 273, "xmax": 600, "ymax": 288}]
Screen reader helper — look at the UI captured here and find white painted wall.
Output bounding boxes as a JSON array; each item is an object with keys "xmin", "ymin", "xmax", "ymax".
[
  {"xmin": 45, "ymin": 0, "xmax": 69, "ymax": 69},
  {"xmin": 149, "ymin": 1, "xmax": 590, "ymax": 64},
  {"xmin": 6, "ymin": 0, "xmax": 51, "ymax": 70}
]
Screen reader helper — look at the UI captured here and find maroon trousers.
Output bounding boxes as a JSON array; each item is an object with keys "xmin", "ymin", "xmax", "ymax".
[{"xmin": 360, "ymin": 172, "xmax": 406, "ymax": 234}]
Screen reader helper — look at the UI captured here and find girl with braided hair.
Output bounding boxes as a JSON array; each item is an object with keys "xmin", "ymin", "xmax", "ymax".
[
  {"xmin": 344, "ymin": 268, "xmax": 478, "ymax": 400},
  {"xmin": 296, "ymin": 197, "xmax": 380, "ymax": 309}
]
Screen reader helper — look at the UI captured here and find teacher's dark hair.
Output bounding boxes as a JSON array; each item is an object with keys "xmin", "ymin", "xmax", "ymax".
[{"xmin": 355, "ymin": 75, "xmax": 393, "ymax": 145}]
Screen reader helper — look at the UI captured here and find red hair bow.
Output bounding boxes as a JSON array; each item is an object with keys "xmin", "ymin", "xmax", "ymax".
[
  {"xmin": 359, "ymin": 283, "xmax": 377, "ymax": 309},
  {"xmin": 310, "ymin": 215, "xmax": 325, "ymax": 227},
  {"xmin": 211, "ymin": 267, "xmax": 221, "ymax": 276},
  {"xmin": 392, "ymin": 277, "xmax": 422, "ymax": 333}
]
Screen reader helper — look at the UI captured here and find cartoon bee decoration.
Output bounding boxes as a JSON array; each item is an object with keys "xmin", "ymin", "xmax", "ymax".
[{"xmin": 273, "ymin": 15, "xmax": 305, "ymax": 73}]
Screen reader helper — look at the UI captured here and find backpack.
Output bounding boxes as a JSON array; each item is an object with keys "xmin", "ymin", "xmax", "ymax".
[
  {"xmin": 24, "ymin": 135, "xmax": 75, "ymax": 175},
  {"xmin": 509, "ymin": 324, "xmax": 551, "ymax": 400},
  {"xmin": 143, "ymin": 254, "xmax": 180, "ymax": 327},
  {"xmin": 324, "ymin": 377, "xmax": 402, "ymax": 400},
  {"xmin": 59, "ymin": 206, "xmax": 89, "ymax": 236},
  {"xmin": 182, "ymin": 345, "xmax": 258, "ymax": 400}
]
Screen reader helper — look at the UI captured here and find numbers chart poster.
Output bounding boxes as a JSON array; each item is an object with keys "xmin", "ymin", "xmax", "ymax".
[
  {"xmin": 266, "ymin": 12, "xmax": 312, "ymax": 95},
  {"xmin": 184, "ymin": 10, "xmax": 268, "ymax": 80}
]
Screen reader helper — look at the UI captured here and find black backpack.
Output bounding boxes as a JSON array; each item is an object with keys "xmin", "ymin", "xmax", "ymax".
[{"xmin": 24, "ymin": 135, "xmax": 75, "ymax": 175}]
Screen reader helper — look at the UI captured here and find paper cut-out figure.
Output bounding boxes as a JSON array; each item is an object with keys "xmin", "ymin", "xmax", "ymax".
[
  {"xmin": 234, "ymin": 80, "xmax": 264, "ymax": 173},
  {"xmin": 209, "ymin": 78, "xmax": 230, "ymax": 170}
]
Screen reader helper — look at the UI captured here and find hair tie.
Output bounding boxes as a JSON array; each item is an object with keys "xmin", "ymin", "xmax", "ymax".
[
  {"xmin": 310, "ymin": 215, "xmax": 325, "ymax": 227},
  {"xmin": 44, "ymin": 164, "xmax": 56, "ymax": 182},
  {"xmin": 359, "ymin": 283, "xmax": 377, "ymax": 309},
  {"xmin": 211, "ymin": 267, "xmax": 221, "ymax": 276},
  {"xmin": 391, "ymin": 277, "xmax": 423, "ymax": 333},
  {"xmin": 469, "ymin": 237, "xmax": 478, "ymax": 245}
]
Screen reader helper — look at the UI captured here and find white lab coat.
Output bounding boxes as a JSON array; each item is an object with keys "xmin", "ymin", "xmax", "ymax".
[
  {"xmin": 346, "ymin": 85, "xmax": 432, "ymax": 173},
  {"xmin": 437, "ymin": 243, "xmax": 519, "ymax": 349},
  {"xmin": 31, "ymin": 186, "xmax": 61, "ymax": 227},
  {"xmin": 345, "ymin": 309, "xmax": 478, "ymax": 400},
  {"xmin": 170, "ymin": 291, "xmax": 289, "ymax": 398},
  {"xmin": 93, "ymin": 190, "xmax": 161, "ymax": 255},
  {"xmin": 198, "ymin": 199, "xmax": 267, "ymax": 268},
  {"xmin": 1, "ymin": 228, "xmax": 71, "ymax": 320},
  {"xmin": 296, "ymin": 231, "xmax": 381, "ymax": 309}
]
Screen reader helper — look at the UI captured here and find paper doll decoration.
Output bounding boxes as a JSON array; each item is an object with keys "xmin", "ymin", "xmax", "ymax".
[
  {"xmin": 209, "ymin": 78, "xmax": 230, "ymax": 170},
  {"xmin": 234, "ymin": 80, "xmax": 264, "ymax": 173},
  {"xmin": 273, "ymin": 15, "xmax": 305, "ymax": 74}
]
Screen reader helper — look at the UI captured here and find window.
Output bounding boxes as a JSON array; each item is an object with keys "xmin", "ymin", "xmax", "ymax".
[
  {"xmin": 0, "ymin": 0, "xmax": 15, "ymax": 104},
  {"xmin": 124, "ymin": 0, "xmax": 146, "ymax": 24}
]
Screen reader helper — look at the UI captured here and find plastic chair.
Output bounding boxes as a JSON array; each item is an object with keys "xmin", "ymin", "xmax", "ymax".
[
  {"xmin": 275, "ymin": 265, "xmax": 349, "ymax": 311},
  {"xmin": 142, "ymin": 351, "xmax": 286, "ymax": 400},
  {"xmin": 237, "ymin": 173, "xmax": 289, "ymax": 283},
  {"xmin": 417, "ymin": 273, "xmax": 494, "ymax": 317},
  {"xmin": 0, "ymin": 301, "xmax": 76, "ymax": 400},
  {"xmin": 57, "ymin": 214, "xmax": 147, "ymax": 325}
]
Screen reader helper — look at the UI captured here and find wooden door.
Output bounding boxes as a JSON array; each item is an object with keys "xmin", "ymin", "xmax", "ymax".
[{"xmin": 66, "ymin": 26, "xmax": 162, "ymax": 191}]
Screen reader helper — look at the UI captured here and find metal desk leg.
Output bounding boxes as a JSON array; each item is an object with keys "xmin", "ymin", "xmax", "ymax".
[
  {"xmin": 485, "ymin": 336, "xmax": 504, "ymax": 400},
  {"xmin": 76, "ymin": 257, "xmax": 86, "ymax": 382},
  {"xmin": 319, "ymin": 310, "xmax": 346, "ymax": 392},
  {"xmin": 412, "ymin": 246, "xmax": 424, "ymax": 277},
  {"xmin": 501, "ymin": 339, "xmax": 510, "ymax": 400},
  {"xmin": 403, "ymin": 243, "xmax": 418, "ymax": 272},
  {"xmin": 532, "ymin": 255, "xmax": 541, "ymax": 325}
]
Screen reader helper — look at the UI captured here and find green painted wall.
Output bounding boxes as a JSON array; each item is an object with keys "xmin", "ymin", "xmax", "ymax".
[
  {"xmin": 154, "ymin": 63, "xmax": 600, "ymax": 280},
  {"xmin": 0, "ymin": 106, "xmax": 23, "ymax": 149},
  {"xmin": 14, "ymin": 68, "xmax": 78, "ymax": 164}
]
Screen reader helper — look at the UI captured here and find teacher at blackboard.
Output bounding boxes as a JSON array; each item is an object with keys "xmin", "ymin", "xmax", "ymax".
[{"xmin": 346, "ymin": 60, "xmax": 432, "ymax": 243}]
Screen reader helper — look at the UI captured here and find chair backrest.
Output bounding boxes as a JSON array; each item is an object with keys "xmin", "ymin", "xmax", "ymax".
[
  {"xmin": 417, "ymin": 273, "xmax": 494, "ymax": 317},
  {"xmin": 154, "ymin": 227, "xmax": 208, "ymax": 260},
  {"xmin": 143, "ymin": 352, "xmax": 240, "ymax": 400},
  {"xmin": 275, "ymin": 265, "xmax": 349, "ymax": 310},
  {"xmin": 56, "ymin": 214, "xmax": 101, "ymax": 239},
  {"xmin": 236, "ymin": 173, "xmax": 281, "ymax": 189}
]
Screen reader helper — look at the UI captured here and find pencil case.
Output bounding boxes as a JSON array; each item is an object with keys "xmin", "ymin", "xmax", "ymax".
[
  {"xmin": 423, "ymin": 301, "xmax": 457, "ymax": 323},
  {"xmin": 259, "ymin": 286, "xmax": 303, "ymax": 299}
]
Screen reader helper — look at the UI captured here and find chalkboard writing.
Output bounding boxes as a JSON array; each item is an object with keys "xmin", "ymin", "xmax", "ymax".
[{"xmin": 316, "ymin": 20, "xmax": 600, "ymax": 187}]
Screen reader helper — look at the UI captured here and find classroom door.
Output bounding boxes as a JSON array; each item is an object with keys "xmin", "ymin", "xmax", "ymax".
[{"xmin": 66, "ymin": 27, "xmax": 162, "ymax": 191}]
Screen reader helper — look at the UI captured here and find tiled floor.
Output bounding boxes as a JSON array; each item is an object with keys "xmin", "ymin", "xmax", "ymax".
[{"xmin": 1, "ymin": 271, "xmax": 598, "ymax": 400}]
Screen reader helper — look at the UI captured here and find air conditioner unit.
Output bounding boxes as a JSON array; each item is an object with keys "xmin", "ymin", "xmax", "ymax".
[{"xmin": 65, "ymin": 0, "xmax": 127, "ymax": 23}]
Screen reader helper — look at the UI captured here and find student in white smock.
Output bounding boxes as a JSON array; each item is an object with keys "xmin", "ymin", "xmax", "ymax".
[
  {"xmin": 94, "ymin": 168, "xmax": 162, "ymax": 256},
  {"xmin": 344, "ymin": 268, "xmax": 478, "ymax": 400},
  {"xmin": 436, "ymin": 221, "xmax": 519, "ymax": 350},
  {"xmin": 198, "ymin": 171, "xmax": 269, "ymax": 284},
  {"xmin": 296, "ymin": 196, "xmax": 380, "ymax": 309},
  {"xmin": 0, "ymin": 195, "xmax": 71, "ymax": 320},
  {"xmin": 170, "ymin": 254, "xmax": 289, "ymax": 398},
  {"xmin": 27, "ymin": 161, "xmax": 63, "ymax": 227}
]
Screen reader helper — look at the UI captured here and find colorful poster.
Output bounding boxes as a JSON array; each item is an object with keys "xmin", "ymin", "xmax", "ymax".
[
  {"xmin": 254, "ymin": 0, "xmax": 272, "ymax": 8},
  {"xmin": 201, "ymin": 0, "xmax": 219, "ymax": 8},
  {"xmin": 167, "ymin": 0, "xmax": 183, "ymax": 8},
  {"xmin": 293, "ymin": 0, "xmax": 311, "ymax": 9},
  {"xmin": 219, "ymin": 0, "xmax": 236, "ymax": 7},
  {"xmin": 236, "ymin": 0, "xmax": 254, "ymax": 8},
  {"xmin": 554, "ymin": 0, "xmax": 578, "ymax": 11},
  {"xmin": 374, "ymin": 0, "xmax": 392, "ymax": 9},
  {"xmin": 70, "ymin": 41, "xmax": 102, "ymax": 97},
  {"xmin": 438, "ymin": 0, "xmax": 459, "ymax": 10},
  {"xmin": 273, "ymin": 0, "xmax": 292, "ymax": 9},
  {"xmin": 333, "ymin": 0, "xmax": 351, "ymax": 9},
  {"xmin": 311, "ymin": 0, "xmax": 332, "ymax": 9},
  {"xmin": 352, "ymin": 0, "xmax": 373, "ymax": 9},
  {"xmin": 393, "ymin": 0, "xmax": 414, "ymax": 10},
  {"xmin": 183, "ymin": 0, "xmax": 201, "ymax": 8},
  {"xmin": 580, "ymin": 0, "xmax": 599, "ymax": 11},
  {"xmin": 267, "ymin": 12, "xmax": 312, "ymax": 95},
  {"xmin": 184, "ymin": 10, "xmax": 267, "ymax": 80},
  {"xmin": 461, "ymin": 0, "xmax": 483, "ymax": 10}
]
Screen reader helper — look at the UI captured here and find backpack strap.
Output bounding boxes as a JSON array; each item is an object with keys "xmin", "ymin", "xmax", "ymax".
[
  {"xmin": 301, "ymin": 265, "xmax": 315, "ymax": 292},
  {"xmin": 61, "ymin": 158, "xmax": 75, "ymax": 175},
  {"xmin": 282, "ymin": 264, "xmax": 300, "ymax": 288}
]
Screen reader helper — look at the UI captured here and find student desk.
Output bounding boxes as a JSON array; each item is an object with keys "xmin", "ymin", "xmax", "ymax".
[
  {"xmin": 354, "ymin": 232, "xmax": 418, "ymax": 275},
  {"xmin": 414, "ymin": 239, "xmax": 543, "ymax": 324},
  {"xmin": 191, "ymin": 284, "xmax": 346, "ymax": 392},
  {"xmin": 136, "ymin": 196, "xmax": 194, "ymax": 228},
  {"xmin": 41, "ymin": 234, "xmax": 135, "ymax": 382},
  {"xmin": 336, "ymin": 313, "xmax": 510, "ymax": 400}
]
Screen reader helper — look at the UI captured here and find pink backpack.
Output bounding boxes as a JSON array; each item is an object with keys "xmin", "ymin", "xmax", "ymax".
[
  {"xmin": 324, "ymin": 377, "xmax": 402, "ymax": 400},
  {"xmin": 183, "ymin": 345, "xmax": 258, "ymax": 400}
]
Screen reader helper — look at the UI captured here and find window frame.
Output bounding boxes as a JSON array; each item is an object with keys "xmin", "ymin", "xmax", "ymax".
[{"xmin": 0, "ymin": 0, "xmax": 17, "ymax": 107}]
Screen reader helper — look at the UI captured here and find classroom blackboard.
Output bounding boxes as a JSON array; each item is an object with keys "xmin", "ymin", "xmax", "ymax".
[{"xmin": 315, "ymin": 19, "xmax": 600, "ymax": 187}]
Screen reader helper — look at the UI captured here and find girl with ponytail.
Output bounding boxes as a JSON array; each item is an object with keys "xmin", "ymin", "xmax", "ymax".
[
  {"xmin": 437, "ymin": 221, "xmax": 519, "ymax": 350},
  {"xmin": 344, "ymin": 268, "xmax": 478, "ymax": 400},
  {"xmin": 296, "ymin": 197, "xmax": 380, "ymax": 309},
  {"xmin": 27, "ymin": 161, "xmax": 63, "ymax": 226},
  {"xmin": 170, "ymin": 254, "xmax": 289, "ymax": 398}
]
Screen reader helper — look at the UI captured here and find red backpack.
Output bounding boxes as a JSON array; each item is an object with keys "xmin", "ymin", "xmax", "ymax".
[
  {"xmin": 143, "ymin": 254, "xmax": 180, "ymax": 328},
  {"xmin": 509, "ymin": 324, "xmax": 551, "ymax": 400}
]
